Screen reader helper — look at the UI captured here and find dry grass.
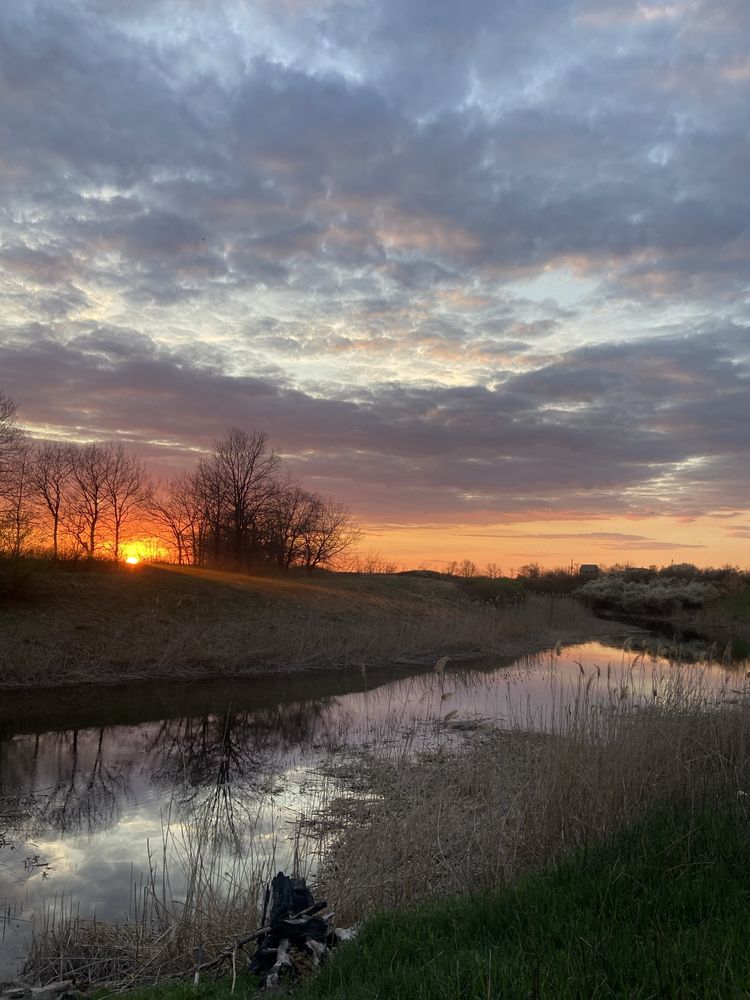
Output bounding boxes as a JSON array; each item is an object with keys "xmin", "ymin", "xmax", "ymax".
[
  {"xmin": 0, "ymin": 562, "xmax": 610, "ymax": 689},
  {"xmin": 312, "ymin": 656, "xmax": 750, "ymax": 921},
  {"xmin": 24, "ymin": 779, "xmax": 289, "ymax": 987}
]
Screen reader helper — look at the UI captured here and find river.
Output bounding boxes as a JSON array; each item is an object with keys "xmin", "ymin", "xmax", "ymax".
[{"xmin": 1, "ymin": 636, "xmax": 747, "ymax": 980}]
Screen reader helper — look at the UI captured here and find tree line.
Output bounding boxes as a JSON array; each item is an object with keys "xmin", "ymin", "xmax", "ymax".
[{"xmin": 0, "ymin": 391, "xmax": 359, "ymax": 571}]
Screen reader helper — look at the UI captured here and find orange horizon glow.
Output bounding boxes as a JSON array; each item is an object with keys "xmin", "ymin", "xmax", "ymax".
[
  {"xmin": 118, "ymin": 538, "xmax": 170, "ymax": 564},
  {"xmin": 83, "ymin": 514, "xmax": 750, "ymax": 575},
  {"xmin": 353, "ymin": 511, "xmax": 750, "ymax": 574}
]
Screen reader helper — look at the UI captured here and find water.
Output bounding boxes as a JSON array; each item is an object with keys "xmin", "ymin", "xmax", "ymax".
[{"xmin": 1, "ymin": 638, "xmax": 747, "ymax": 979}]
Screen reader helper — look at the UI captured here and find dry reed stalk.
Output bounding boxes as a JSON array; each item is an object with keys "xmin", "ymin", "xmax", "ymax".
[
  {"xmin": 312, "ymin": 656, "xmax": 750, "ymax": 921},
  {"xmin": 23, "ymin": 773, "xmax": 306, "ymax": 987}
]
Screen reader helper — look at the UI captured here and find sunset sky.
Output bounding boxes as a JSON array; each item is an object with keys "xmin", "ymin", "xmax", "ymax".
[{"xmin": 1, "ymin": 0, "xmax": 749, "ymax": 570}]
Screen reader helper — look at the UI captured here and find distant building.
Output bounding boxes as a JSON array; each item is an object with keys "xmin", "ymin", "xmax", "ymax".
[{"xmin": 579, "ymin": 563, "xmax": 600, "ymax": 577}]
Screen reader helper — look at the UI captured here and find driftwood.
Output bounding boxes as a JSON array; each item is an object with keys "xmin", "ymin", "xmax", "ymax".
[{"xmin": 193, "ymin": 872, "xmax": 355, "ymax": 992}]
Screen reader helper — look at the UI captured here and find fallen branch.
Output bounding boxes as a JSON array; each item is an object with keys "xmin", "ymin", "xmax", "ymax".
[{"xmin": 193, "ymin": 899, "xmax": 328, "ymax": 978}]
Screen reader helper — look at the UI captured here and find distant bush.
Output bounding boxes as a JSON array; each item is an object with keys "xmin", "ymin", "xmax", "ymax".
[
  {"xmin": 513, "ymin": 565, "xmax": 594, "ymax": 596},
  {"xmin": 460, "ymin": 576, "xmax": 526, "ymax": 607},
  {"xmin": 522, "ymin": 573, "xmax": 584, "ymax": 596},
  {"xmin": 705, "ymin": 584, "xmax": 750, "ymax": 625},
  {"xmin": 617, "ymin": 566, "xmax": 658, "ymax": 584}
]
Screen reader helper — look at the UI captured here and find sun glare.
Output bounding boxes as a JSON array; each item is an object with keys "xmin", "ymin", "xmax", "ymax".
[{"xmin": 125, "ymin": 555, "xmax": 140, "ymax": 565}]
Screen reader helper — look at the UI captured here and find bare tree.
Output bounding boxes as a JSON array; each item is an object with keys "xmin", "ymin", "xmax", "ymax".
[
  {"xmin": 0, "ymin": 441, "xmax": 36, "ymax": 558},
  {"xmin": 149, "ymin": 426, "xmax": 360, "ymax": 573},
  {"xmin": 65, "ymin": 443, "xmax": 111, "ymax": 559},
  {"xmin": 458, "ymin": 559, "xmax": 478, "ymax": 578},
  {"xmin": 194, "ymin": 457, "xmax": 225, "ymax": 565},
  {"xmin": 31, "ymin": 441, "xmax": 72, "ymax": 559},
  {"xmin": 211, "ymin": 428, "xmax": 280, "ymax": 565},
  {"xmin": 336, "ymin": 549, "xmax": 398, "ymax": 573},
  {"xmin": 150, "ymin": 472, "xmax": 204, "ymax": 565},
  {"xmin": 301, "ymin": 496, "xmax": 361, "ymax": 571},
  {"xmin": 0, "ymin": 391, "xmax": 24, "ymax": 501},
  {"xmin": 267, "ymin": 485, "xmax": 318, "ymax": 570},
  {"xmin": 104, "ymin": 444, "xmax": 151, "ymax": 560},
  {"xmin": 191, "ymin": 429, "xmax": 281, "ymax": 567}
]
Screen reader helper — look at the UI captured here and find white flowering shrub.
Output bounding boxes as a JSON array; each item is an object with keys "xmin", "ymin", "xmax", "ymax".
[{"xmin": 576, "ymin": 574, "xmax": 721, "ymax": 614}]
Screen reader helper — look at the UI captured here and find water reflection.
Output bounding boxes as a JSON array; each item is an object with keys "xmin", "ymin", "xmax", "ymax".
[{"xmin": 1, "ymin": 638, "xmax": 748, "ymax": 979}]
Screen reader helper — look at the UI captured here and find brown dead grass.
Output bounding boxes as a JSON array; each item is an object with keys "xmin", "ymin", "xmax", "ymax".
[
  {"xmin": 0, "ymin": 563, "xmax": 615, "ymax": 690},
  {"xmin": 312, "ymin": 658, "xmax": 750, "ymax": 922}
]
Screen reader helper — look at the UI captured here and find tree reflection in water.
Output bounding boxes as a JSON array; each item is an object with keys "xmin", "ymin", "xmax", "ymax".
[
  {"xmin": 1, "ymin": 727, "xmax": 130, "ymax": 844},
  {"xmin": 0, "ymin": 698, "xmax": 338, "ymax": 851}
]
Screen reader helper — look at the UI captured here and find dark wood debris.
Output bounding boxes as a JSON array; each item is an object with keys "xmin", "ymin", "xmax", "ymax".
[{"xmin": 194, "ymin": 871, "xmax": 356, "ymax": 992}]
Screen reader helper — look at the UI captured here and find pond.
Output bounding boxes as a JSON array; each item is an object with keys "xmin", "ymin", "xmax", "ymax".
[{"xmin": 1, "ymin": 636, "xmax": 748, "ymax": 980}]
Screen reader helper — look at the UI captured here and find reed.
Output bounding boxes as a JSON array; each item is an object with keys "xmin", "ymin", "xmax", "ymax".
[
  {"xmin": 312, "ymin": 653, "xmax": 750, "ymax": 920},
  {"xmin": 24, "ymin": 768, "xmax": 294, "ymax": 986}
]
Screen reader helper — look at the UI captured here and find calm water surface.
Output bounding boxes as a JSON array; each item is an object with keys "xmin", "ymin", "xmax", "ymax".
[{"xmin": 1, "ymin": 638, "xmax": 747, "ymax": 978}]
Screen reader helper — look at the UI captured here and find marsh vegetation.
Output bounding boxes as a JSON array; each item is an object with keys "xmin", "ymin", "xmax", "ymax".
[{"xmin": 4, "ymin": 639, "xmax": 750, "ymax": 994}]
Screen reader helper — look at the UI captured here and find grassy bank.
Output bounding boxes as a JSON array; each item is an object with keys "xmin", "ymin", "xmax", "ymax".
[
  {"xmin": 296, "ymin": 799, "xmax": 750, "ymax": 1000},
  {"xmin": 0, "ymin": 560, "xmax": 613, "ymax": 691}
]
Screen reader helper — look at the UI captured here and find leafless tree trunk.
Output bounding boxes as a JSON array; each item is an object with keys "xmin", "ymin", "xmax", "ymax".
[{"xmin": 31, "ymin": 441, "xmax": 72, "ymax": 559}]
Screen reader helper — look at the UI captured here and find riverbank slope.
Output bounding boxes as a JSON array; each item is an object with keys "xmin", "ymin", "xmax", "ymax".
[{"xmin": 0, "ymin": 560, "xmax": 620, "ymax": 691}]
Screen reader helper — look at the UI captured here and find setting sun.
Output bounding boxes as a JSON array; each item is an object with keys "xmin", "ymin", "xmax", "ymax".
[{"xmin": 120, "ymin": 538, "xmax": 168, "ymax": 564}]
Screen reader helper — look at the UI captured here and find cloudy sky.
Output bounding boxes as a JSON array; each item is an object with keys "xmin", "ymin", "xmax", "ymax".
[{"xmin": 1, "ymin": 0, "xmax": 749, "ymax": 568}]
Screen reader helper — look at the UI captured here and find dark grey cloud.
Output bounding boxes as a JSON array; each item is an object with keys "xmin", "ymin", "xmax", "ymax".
[
  {"xmin": 1, "ymin": 0, "xmax": 749, "ymax": 535},
  {"xmin": 3, "ymin": 0, "xmax": 748, "ymax": 310},
  {"xmin": 3, "ymin": 323, "xmax": 749, "ymax": 521}
]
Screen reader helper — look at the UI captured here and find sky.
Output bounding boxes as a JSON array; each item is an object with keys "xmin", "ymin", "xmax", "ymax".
[{"xmin": 1, "ymin": 0, "xmax": 749, "ymax": 570}]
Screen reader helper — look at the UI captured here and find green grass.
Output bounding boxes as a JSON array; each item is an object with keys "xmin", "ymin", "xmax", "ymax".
[
  {"xmin": 295, "ymin": 799, "xmax": 750, "ymax": 1000},
  {"xmin": 96, "ymin": 980, "xmax": 246, "ymax": 1000},
  {"xmin": 113, "ymin": 799, "xmax": 750, "ymax": 1000}
]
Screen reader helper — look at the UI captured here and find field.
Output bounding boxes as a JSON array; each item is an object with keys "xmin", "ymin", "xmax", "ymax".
[{"xmin": 0, "ymin": 560, "xmax": 613, "ymax": 690}]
